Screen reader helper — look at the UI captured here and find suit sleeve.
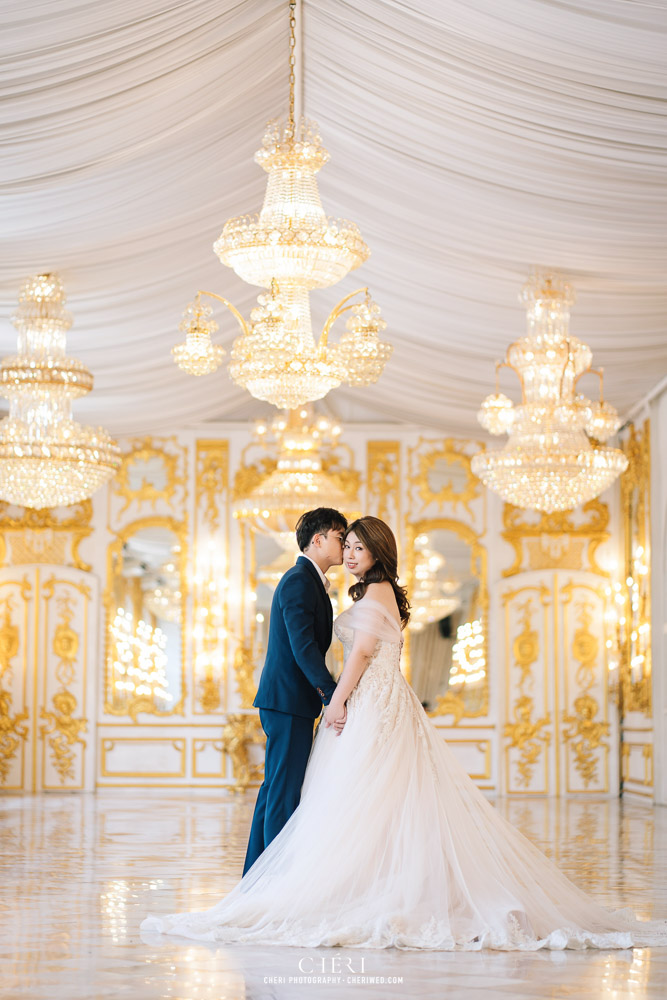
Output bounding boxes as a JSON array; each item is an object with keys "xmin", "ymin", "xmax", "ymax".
[{"xmin": 280, "ymin": 574, "xmax": 336, "ymax": 705}]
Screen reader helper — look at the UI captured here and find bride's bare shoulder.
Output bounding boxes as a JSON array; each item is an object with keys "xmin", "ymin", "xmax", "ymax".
[
  {"xmin": 365, "ymin": 581, "xmax": 393, "ymax": 598},
  {"xmin": 364, "ymin": 582, "xmax": 400, "ymax": 621}
]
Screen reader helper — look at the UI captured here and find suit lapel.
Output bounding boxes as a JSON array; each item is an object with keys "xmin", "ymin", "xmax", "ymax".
[{"xmin": 297, "ymin": 556, "xmax": 333, "ymax": 630}]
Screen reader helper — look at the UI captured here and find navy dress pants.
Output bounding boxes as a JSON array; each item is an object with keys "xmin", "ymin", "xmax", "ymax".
[{"xmin": 243, "ymin": 708, "xmax": 314, "ymax": 875}]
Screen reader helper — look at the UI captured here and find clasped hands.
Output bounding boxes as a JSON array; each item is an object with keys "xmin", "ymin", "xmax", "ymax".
[{"xmin": 324, "ymin": 696, "xmax": 347, "ymax": 735}]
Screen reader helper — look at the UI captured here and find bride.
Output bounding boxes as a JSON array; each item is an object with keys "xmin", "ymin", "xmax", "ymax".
[{"xmin": 142, "ymin": 516, "xmax": 667, "ymax": 951}]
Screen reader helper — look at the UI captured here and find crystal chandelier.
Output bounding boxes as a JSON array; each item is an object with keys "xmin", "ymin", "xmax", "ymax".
[
  {"xmin": 172, "ymin": 1, "xmax": 392, "ymax": 407},
  {"xmin": 234, "ymin": 406, "xmax": 356, "ymax": 535},
  {"xmin": 0, "ymin": 273, "xmax": 120, "ymax": 509},
  {"xmin": 471, "ymin": 274, "xmax": 628, "ymax": 514}
]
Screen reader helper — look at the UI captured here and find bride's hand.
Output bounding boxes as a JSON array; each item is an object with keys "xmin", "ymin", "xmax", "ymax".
[{"xmin": 324, "ymin": 700, "xmax": 346, "ymax": 734}]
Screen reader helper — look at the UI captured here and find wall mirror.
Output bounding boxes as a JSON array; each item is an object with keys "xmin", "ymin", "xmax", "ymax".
[
  {"xmin": 105, "ymin": 519, "xmax": 186, "ymax": 719},
  {"xmin": 406, "ymin": 518, "xmax": 488, "ymax": 721}
]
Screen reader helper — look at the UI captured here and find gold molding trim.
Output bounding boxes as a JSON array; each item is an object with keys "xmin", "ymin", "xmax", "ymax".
[
  {"xmin": 619, "ymin": 420, "xmax": 652, "ymax": 717},
  {"xmin": 0, "ymin": 500, "xmax": 93, "ymax": 571},
  {"xmin": 560, "ymin": 584, "xmax": 609, "ymax": 792},
  {"xmin": 621, "ymin": 741, "xmax": 653, "ymax": 787},
  {"xmin": 366, "ymin": 441, "xmax": 401, "ymax": 524},
  {"xmin": 444, "ymin": 738, "xmax": 492, "ymax": 781},
  {"xmin": 221, "ymin": 713, "xmax": 265, "ymax": 792},
  {"xmin": 0, "ymin": 586, "xmax": 29, "ymax": 787},
  {"xmin": 39, "ymin": 578, "xmax": 89, "ymax": 787},
  {"xmin": 192, "ymin": 738, "xmax": 225, "ymax": 779},
  {"xmin": 112, "ymin": 436, "xmax": 187, "ymax": 514},
  {"xmin": 407, "ymin": 437, "xmax": 484, "ymax": 521},
  {"xmin": 503, "ymin": 585, "xmax": 551, "ymax": 793},
  {"xmin": 193, "ymin": 440, "xmax": 230, "ymax": 715},
  {"xmin": 501, "ymin": 499, "xmax": 610, "ymax": 578},
  {"xmin": 100, "ymin": 737, "xmax": 187, "ymax": 778}
]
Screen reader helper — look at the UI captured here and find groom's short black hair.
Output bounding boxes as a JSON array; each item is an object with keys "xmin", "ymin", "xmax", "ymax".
[{"xmin": 295, "ymin": 508, "xmax": 347, "ymax": 552}]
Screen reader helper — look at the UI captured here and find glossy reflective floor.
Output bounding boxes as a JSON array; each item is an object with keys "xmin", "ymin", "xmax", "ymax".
[{"xmin": 1, "ymin": 793, "xmax": 666, "ymax": 999}]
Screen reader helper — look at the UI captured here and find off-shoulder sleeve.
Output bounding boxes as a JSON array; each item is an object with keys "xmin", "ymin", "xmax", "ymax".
[{"xmin": 342, "ymin": 599, "xmax": 402, "ymax": 643}]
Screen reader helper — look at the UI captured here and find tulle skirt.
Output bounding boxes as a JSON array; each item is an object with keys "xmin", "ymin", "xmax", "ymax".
[{"xmin": 142, "ymin": 676, "xmax": 667, "ymax": 951}]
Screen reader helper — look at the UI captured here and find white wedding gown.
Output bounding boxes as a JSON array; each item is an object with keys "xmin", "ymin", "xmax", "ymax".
[{"xmin": 142, "ymin": 598, "xmax": 667, "ymax": 950}]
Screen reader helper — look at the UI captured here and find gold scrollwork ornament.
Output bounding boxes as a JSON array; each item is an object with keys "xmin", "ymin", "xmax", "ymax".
[
  {"xmin": 221, "ymin": 713, "xmax": 265, "ymax": 792},
  {"xmin": 0, "ymin": 597, "xmax": 28, "ymax": 785},
  {"xmin": 562, "ymin": 695, "xmax": 609, "ymax": 787},
  {"xmin": 234, "ymin": 641, "xmax": 258, "ymax": 709},
  {"xmin": 0, "ymin": 689, "xmax": 29, "ymax": 785},
  {"xmin": 504, "ymin": 695, "xmax": 551, "ymax": 788},
  {"xmin": 40, "ymin": 691, "xmax": 87, "ymax": 785}
]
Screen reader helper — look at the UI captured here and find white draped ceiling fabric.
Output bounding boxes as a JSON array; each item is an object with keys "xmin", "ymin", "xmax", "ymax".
[{"xmin": 1, "ymin": 0, "xmax": 666, "ymax": 434}]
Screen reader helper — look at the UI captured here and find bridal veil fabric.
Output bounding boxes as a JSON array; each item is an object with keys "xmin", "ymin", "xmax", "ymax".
[{"xmin": 142, "ymin": 599, "xmax": 667, "ymax": 951}]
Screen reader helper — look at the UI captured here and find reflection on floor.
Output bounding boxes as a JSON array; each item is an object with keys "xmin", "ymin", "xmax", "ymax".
[{"xmin": 0, "ymin": 793, "xmax": 665, "ymax": 999}]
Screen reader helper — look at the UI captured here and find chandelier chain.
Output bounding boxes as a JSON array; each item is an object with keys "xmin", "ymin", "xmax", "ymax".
[
  {"xmin": 288, "ymin": 2, "xmax": 297, "ymax": 134},
  {"xmin": 174, "ymin": 0, "xmax": 392, "ymax": 405}
]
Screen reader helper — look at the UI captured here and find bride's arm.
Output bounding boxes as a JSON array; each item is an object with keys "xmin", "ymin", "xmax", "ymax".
[{"xmin": 324, "ymin": 630, "xmax": 377, "ymax": 728}]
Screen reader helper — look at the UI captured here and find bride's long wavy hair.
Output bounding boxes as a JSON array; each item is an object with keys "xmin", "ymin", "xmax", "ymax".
[{"xmin": 346, "ymin": 516, "xmax": 410, "ymax": 628}]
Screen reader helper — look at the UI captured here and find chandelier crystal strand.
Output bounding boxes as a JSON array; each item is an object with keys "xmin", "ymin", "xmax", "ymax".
[
  {"xmin": 228, "ymin": 283, "xmax": 344, "ymax": 408},
  {"xmin": 234, "ymin": 406, "xmax": 354, "ymax": 535},
  {"xmin": 173, "ymin": 1, "xmax": 391, "ymax": 407},
  {"xmin": 337, "ymin": 299, "xmax": 393, "ymax": 386},
  {"xmin": 471, "ymin": 274, "xmax": 627, "ymax": 514},
  {"xmin": 0, "ymin": 274, "xmax": 120, "ymax": 509}
]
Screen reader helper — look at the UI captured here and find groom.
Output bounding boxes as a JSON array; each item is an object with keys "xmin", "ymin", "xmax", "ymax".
[{"xmin": 243, "ymin": 507, "xmax": 348, "ymax": 875}]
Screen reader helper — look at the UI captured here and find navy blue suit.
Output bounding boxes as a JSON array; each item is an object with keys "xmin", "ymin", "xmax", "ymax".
[{"xmin": 243, "ymin": 556, "xmax": 336, "ymax": 874}]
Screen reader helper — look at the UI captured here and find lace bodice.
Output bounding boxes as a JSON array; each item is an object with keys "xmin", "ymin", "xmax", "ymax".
[{"xmin": 333, "ymin": 597, "xmax": 408, "ymax": 741}]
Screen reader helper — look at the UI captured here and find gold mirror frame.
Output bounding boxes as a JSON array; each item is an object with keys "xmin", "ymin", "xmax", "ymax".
[
  {"xmin": 103, "ymin": 516, "xmax": 187, "ymax": 721},
  {"xmin": 405, "ymin": 518, "xmax": 489, "ymax": 723},
  {"xmin": 619, "ymin": 421, "xmax": 652, "ymax": 716}
]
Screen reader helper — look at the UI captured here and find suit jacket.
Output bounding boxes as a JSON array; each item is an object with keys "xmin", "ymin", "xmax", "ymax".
[{"xmin": 253, "ymin": 556, "xmax": 336, "ymax": 719}]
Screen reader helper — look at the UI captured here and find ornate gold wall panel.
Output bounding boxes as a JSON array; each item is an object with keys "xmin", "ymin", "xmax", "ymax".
[
  {"xmin": 39, "ymin": 575, "xmax": 91, "ymax": 790},
  {"xmin": 110, "ymin": 436, "xmax": 188, "ymax": 517},
  {"xmin": 503, "ymin": 584, "xmax": 552, "ymax": 794},
  {"xmin": 407, "ymin": 437, "xmax": 486, "ymax": 530},
  {"xmin": 0, "ymin": 501, "xmax": 93, "ymax": 571},
  {"xmin": 366, "ymin": 441, "xmax": 400, "ymax": 525},
  {"xmin": 0, "ymin": 576, "xmax": 31, "ymax": 790},
  {"xmin": 619, "ymin": 420, "xmax": 652, "ymax": 718},
  {"xmin": 501, "ymin": 500, "xmax": 610, "ymax": 579},
  {"xmin": 0, "ymin": 566, "xmax": 97, "ymax": 792},
  {"xmin": 560, "ymin": 583, "xmax": 610, "ymax": 794},
  {"xmin": 193, "ymin": 440, "xmax": 229, "ymax": 715},
  {"xmin": 502, "ymin": 573, "xmax": 614, "ymax": 797}
]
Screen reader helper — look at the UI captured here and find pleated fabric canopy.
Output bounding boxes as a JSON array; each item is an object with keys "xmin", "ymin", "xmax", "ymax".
[{"xmin": 1, "ymin": 0, "xmax": 666, "ymax": 433}]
